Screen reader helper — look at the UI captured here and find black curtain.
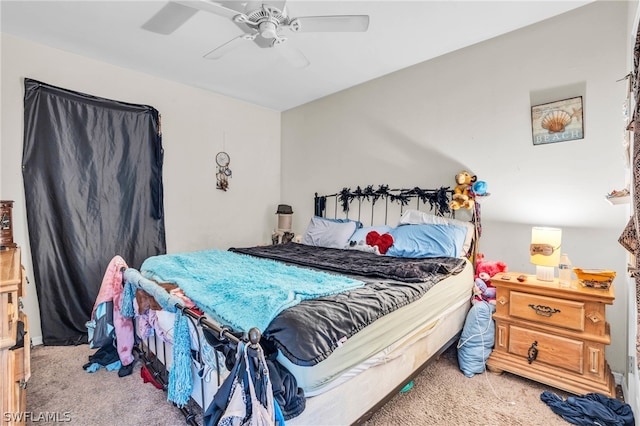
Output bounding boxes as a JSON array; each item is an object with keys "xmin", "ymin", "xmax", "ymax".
[{"xmin": 22, "ymin": 79, "xmax": 166, "ymax": 345}]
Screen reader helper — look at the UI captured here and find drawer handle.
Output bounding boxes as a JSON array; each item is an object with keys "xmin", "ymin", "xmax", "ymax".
[
  {"xmin": 527, "ymin": 341, "xmax": 538, "ymax": 364},
  {"xmin": 528, "ymin": 304, "xmax": 560, "ymax": 317}
]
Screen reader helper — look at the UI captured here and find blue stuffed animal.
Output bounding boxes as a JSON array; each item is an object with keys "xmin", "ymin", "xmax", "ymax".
[{"xmin": 473, "ymin": 272, "xmax": 497, "ymax": 305}]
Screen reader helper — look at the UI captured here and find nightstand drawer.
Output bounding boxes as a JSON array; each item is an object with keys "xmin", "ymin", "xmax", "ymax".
[
  {"xmin": 508, "ymin": 325, "xmax": 584, "ymax": 374},
  {"xmin": 510, "ymin": 291, "xmax": 585, "ymax": 331}
]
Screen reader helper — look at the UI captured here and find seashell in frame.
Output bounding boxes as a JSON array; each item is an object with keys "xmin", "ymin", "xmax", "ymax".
[{"xmin": 541, "ymin": 110, "xmax": 572, "ymax": 133}]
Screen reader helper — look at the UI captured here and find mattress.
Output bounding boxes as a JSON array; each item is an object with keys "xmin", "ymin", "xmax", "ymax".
[
  {"xmin": 278, "ymin": 259, "xmax": 474, "ymax": 395},
  {"xmin": 288, "ymin": 292, "xmax": 472, "ymax": 425}
]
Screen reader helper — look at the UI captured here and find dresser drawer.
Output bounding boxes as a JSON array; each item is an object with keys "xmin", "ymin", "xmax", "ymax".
[
  {"xmin": 508, "ymin": 325, "xmax": 584, "ymax": 374},
  {"xmin": 510, "ymin": 291, "xmax": 585, "ymax": 331},
  {"xmin": 0, "ymin": 290, "xmax": 18, "ymax": 349},
  {"xmin": 12, "ymin": 347, "xmax": 26, "ymax": 380},
  {"xmin": 0, "ymin": 248, "xmax": 21, "ymax": 292},
  {"xmin": 11, "ymin": 313, "xmax": 30, "ymax": 382}
]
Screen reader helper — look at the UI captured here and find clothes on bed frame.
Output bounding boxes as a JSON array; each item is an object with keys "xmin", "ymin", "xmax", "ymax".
[
  {"xmin": 123, "ymin": 268, "xmax": 194, "ymax": 406},
  {"xmin": 126, "ymin": 266, "xmax": 307, "ymax": 420},
  {"xmin": 136, "ymin": 282, "xmax": 179, "ymax": 311},
  {"xmin": 202, "ymin": 328, "xmax": 305, "ymax": 420},
  {"xmin": 203, "ymin": 342, "xmax": 283, "ymax": 426},
  {"xmin": 125, "ymin": 268, "xmax": 304, "ymax": 414},
  {"xmin": 88, "ymin": 255, "xmax": 134, "ymax": 371}
]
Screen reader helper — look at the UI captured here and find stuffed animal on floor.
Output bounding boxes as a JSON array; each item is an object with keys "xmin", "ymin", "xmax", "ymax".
[
  {"xmin": 457, "ymin": 300, "xmax": 495, "ymax": 377},
  {"xmin": 450, "ymin": 171, "xmax": 477, "ymax": 210},
  {"xmin": 472, "ymin": 253, "xmax": 508, "ymax": 305},
  {"xmin": 458, "ymin": 254, "xmax": 508, "ymax": 378}
]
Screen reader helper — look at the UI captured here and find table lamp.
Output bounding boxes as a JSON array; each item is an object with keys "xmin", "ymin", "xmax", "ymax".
[
  {"xmin": 276, "ymin": 204, "xmax": 293, "ymax": 232},
  {"xmin": 530, "ymin": 226, "xmax": 562, "ymax": 281},
  {"xmin": 273, "ymin": 204, "xmax": 294, "ymax": 244}
]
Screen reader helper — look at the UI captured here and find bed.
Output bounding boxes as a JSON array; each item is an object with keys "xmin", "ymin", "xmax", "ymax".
[{"xmin": 122, "ymin": 185, "xmax": 479, "ymax": 425}]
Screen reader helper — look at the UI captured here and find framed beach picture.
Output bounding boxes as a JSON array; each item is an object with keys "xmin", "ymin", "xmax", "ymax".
[{"xmin": 531, "ymin": 96, "xmax": 583, "ymax": 145}]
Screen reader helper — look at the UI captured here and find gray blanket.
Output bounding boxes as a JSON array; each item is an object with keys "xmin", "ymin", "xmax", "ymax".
[
  {"xmin": 230, "ymin": 243, "xmax": 467, "ymax": 366},
  {"xmin": 231, "ymin": 243, "xmax": 464, "ymax": 283}
]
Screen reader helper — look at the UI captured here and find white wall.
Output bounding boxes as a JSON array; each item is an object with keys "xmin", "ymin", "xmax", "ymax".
[
  {"xmin": 1, "ymin": 34, "xmax": 282, "ymax": 344},
  {"xmin": 282, "ymin": 1, "xmax": 631, "ymax": 373}
]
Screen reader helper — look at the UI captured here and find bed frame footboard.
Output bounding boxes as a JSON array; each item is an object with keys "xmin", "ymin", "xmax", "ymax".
[{"xmin": 124, "ymin": 268, "xmax": 264, "ymax": 425}]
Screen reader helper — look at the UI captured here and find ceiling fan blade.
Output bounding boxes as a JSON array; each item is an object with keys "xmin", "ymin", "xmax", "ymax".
[
  {"xmin": 176, "ymin": 0, "xmax": 242, "ymax": 20},
  {"xmin": 294, "ymin": 15, "xmax": 370, "ymax": 32},
  {"xmin": 265, "ymin": 0, "xmax": 287, "ymax": 12},
  {"xmin": 216, "ymin": 1, "xmax": 247, "ymax": 12},
  {"xmin": 242, "ymin": 1, "xmax": 263, "ymax": 12},
  {"xmin": 142, "ymin": 1, "xmax": 243, "ymax": 34},
  {"xmin": 203, "ymin": 33, "xmax": 256, "ymax": 59},
  {"xmin": 274, "ymin": 42, "xmax": 310, "ymax": 68},
  {"xmin": 141, "ymin": 2, "xmax": 198, "ymax": 35},
  {"xmin": 243, "ymin": 1, "xmax": 287, "ymax": 13}
]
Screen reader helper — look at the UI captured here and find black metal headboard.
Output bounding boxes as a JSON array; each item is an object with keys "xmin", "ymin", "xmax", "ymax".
[
  {"xmin": 314, "ymin": 185, "xmax": 456, "ymax": 223},
  {"xmin": 314, "ymin": 184, "xmax": 481, "ymax": 261}
]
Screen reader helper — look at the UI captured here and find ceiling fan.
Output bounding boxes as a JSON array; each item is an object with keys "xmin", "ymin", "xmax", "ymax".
[{"xmin": 142, "ymin": 1, "xmax": 370, "ymax": 68}]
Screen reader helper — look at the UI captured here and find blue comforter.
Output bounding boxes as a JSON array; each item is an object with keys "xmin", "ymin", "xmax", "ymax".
[{"xmin": 141, "ymin": 249, "xmax": 364, "ymax": 332}]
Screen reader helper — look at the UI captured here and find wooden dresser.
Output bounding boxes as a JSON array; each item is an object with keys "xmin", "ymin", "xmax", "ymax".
[
  {"xmin": 486, "ymin": 271, "xmax": 615, "ymax": 397},
  {"xmin": 1, "ymin": 247, "xmax": 30, "ymax": 426}
]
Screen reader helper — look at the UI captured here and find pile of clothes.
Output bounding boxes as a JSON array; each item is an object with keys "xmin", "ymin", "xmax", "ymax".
[{"xmin": 541, "ymin": 391, "xmax": 634, "ymax": 426}]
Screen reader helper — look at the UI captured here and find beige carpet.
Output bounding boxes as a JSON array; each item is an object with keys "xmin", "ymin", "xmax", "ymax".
[{"xmin": 25, "ymin": 342, "xmax": 587, "ymax": 425}]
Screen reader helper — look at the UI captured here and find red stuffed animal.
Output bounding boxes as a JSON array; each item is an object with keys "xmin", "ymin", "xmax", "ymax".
[
  {"xmin": 365, "ymin": 231, "xmax": 394, "ymax": 255},
  {"xmin": 472, "ymin": 253, "xmax": 508, "ymax": 305}
]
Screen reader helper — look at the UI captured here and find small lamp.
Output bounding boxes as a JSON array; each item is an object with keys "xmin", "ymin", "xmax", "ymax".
[
  {"xmin": 530, "ymin": 227, "xmax": 562, "ymax": 281},
  {"xmin": 276, "ymin": 204, "xmax": 293, "ymax": 232},
  {"xmin": 273, "ymin": 204, "xmax": 294, "ymax": 244}
]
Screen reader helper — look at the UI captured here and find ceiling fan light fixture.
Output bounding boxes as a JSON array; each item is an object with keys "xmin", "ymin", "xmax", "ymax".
[{"xmin": 260, "ymin": 21, "xmax": 279, "ymax": 39}]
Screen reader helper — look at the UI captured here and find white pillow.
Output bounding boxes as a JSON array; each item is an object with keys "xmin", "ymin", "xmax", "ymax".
[
  {"xmin": 399, "ymin": 209, "xmax": 475, "ymax": 255},
  {"xmin": 301, "ymin": 216, "xmax": 357, "ymax": 249}
]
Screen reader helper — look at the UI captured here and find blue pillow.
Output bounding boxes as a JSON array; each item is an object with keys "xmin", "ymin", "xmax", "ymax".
[
  {"xmin": 457, "ymin": 301, "xmax": 496, "ymax": 378},
  {"xmin": 386, "ymin": 223, "xmax": 466, "ymax": 258},
  {"xmin": 349, "ymin": 225, "xmax": 393, "ymax": 244}
]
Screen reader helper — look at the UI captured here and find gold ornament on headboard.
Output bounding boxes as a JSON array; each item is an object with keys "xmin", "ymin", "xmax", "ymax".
[{"xmin": 215, "ymin": 151, "xmax": 232, "ymax": 191}]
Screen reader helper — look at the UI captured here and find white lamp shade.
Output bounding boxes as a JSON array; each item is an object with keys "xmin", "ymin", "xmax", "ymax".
[
  {"xmin": 277, "ymin": 214, "xmax": 293, "ymax": 232},
  {"xmin": 530, "ymin": 227, "xmax": 562, "ymax": 267}
]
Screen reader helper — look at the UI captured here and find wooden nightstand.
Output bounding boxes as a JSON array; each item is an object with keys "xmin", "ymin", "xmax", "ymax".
[{"xmin": 486, "ymin": 271, "xmax": 615, "ymax": 397}]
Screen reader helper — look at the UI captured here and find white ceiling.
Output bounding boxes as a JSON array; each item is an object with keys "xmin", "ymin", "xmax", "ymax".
[{"xmin": 1, "ymin": 0, "xmax": 593, "ymax": 111}]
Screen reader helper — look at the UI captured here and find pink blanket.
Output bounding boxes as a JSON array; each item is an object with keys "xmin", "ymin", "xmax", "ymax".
[{"xmin": 93, "ymin": 255, "xmax": 134, "ymax": 366}]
